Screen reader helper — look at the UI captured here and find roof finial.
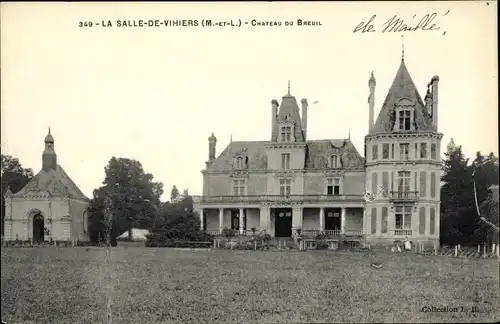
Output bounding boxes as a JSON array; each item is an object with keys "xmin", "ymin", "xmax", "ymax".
[
  {"xmin": 401, "ymin": 35, "xmax": 405, "ymax": 61},
  {"xmin": 348, "ymin": 128, "xmax": 351, "ymax": 139},
  {"xmin": 48, "ymin": 127, "xmax": 51, "ymax": 135},
  {"xmin": 230, "ymin": 134, "xmax": 232, "ymax": 142},
  {"xmin": 287, "ymin": 80, "xmax": 291, "ymax": 95}
]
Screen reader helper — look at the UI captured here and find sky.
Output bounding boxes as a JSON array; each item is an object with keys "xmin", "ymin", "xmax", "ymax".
[{"xmin": 1, "ymin": 1, "xmax": 497, "ymax": 201}]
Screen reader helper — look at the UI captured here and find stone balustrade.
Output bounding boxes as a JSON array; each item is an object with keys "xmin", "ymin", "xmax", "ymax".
[{"xmin": 193, "ymin": 194, "xmax": 365, "ymax": 205}]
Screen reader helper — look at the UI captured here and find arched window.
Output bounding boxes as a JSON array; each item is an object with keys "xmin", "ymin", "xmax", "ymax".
[
  {"xmin": 329, "ymin": 155, "xmax": 339, "ymax": 168},
  {"xmin": 394, "ymin": 98, "xmax": 415, "ymax": 132},
  {"xmin": 280, "ymin": 126, "xmax": 292, "ymax": 142},
  {"xmin": 234, "ymin": 157, "xmax": 244, "ymax": 169},
  {"xmin": 83, "ymin": 210, "xmax": 88, "ymax": 232}
]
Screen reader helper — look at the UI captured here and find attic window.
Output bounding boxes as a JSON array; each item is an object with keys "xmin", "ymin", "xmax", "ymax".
[
  {"xmin": 394, "ymin": 98, "xmax": 415, "ymax": 132},
  {"xmin": 280, "ymin": 126, "xmax": 292, "ymax": 142},
  {"xmin": 329, "ymin": 155, "xmax": 339, "ymax": 168},
  {"xmin": 399, "ymin": 110, "xmax": 411, "ymax": 131},
  {"xmin": 234, "ymin": 156, "xmax": 245, "ymax": 169}
]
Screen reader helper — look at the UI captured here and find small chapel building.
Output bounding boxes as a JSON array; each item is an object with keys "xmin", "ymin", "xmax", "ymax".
[{"xmin": 3, "ymin": 129, "xmax": 90, "ymax": 242}]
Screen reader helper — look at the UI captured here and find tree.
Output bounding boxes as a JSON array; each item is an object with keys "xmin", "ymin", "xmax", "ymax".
[
  {"xmin": 440, "ymin": 141, "xmax": 476, "ymax": 245},
  {"xmin": 1, "ymin": 155, "xmax": 34, "ymax": 235},
  {"xmin": 146, "ymin": 194, "xmax": 212, "ymax": 247},
  {"xmin": 440, "ymin": 143, "xmax": 499, "ymax": 245},
  {"xmin": 170, "ymin": 185, "xmax": 180, "ymax": 203},
  {"xmin": 471, "ymin": 153, "xmax": 499, "ymax": 244},
  {"xmin": 87, "ymin": 157, "xmax": 163, "ymax": 243},
  {"xmin": 478, "ymin": 192, "xmax": 499, "ymax": 245}
]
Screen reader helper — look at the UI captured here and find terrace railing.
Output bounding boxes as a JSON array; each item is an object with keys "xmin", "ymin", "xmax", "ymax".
[
  {"xmin": 193, "ymin": 194, "xmax": 365, "ymax": 205},
  {"xmin": 389, "ymin": 191, "xmax": 419, "ymax": 202},
  {"xmin": 301, "ymin": 229, "xmax": 364, "ymax": 238},
  {"xmin": 393, "ymin": 229, "xmax": 413, "ymax": 236}
]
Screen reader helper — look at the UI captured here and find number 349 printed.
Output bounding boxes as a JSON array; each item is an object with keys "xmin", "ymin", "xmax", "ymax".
[{"xmin": 78, "ymin": 21, "xmax": 94, "ymax": 27}]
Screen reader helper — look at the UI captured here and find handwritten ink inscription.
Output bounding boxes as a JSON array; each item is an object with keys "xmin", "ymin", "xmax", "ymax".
[{"xmin": 353, "ymin": 11, "xmax": 450, "ymax": 35}]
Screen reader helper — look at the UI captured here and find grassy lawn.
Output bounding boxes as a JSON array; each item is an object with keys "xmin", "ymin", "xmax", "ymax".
[{"xmin": 1, "ymin": 247, "xmax": 499, "ymax": 323}]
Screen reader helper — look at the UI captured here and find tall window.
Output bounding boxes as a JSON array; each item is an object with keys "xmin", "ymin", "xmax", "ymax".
[
  {"xmin": 431, "ymin": 143, "xmax": 437, "ymax": 159},
  {"xmin": 327, "ymin": 178, "xmax": 340, "ymax": 196},
  {"xmin": 430, "ymin": 208, "xmax": 436, "ymax": 235},
  {"xmin": 430, "ymin": 172, "xmax": 436, "ymax": 198},
  {"xmin": 397, "ymin": 171, "xmax": 411, "ymax": 196},
  {"xmin": 399, "ymin": 143, "xmax": 410, "ymax": 160},
  {"xmin": 232, "ymin": 180, "xmax": 245, "ymax": 196},
  {"xmin": 329, "ymin": 155, "xmax": 339, "ymax": 168},
  {"xmin": 391, "ymin": 144, "xmax": 395, "ymax": 159},
  {"xmin": 234, "ymin": 157, "xmax": 244, "ymax": 169},
  {"xmin": 280, "ymin": 179, "xmax": 291, "ymax": 196},
  {"xmin": 372, "ymin": 144, "xmax": 378, "ymax": 161},
  {"xmin": 83, "ymin": 210, "xmax": 88, "ymax": 232},
  {"xmin": 420, "ymin": 143, "xmax": 427, "ymax": 159},
  {"xmin": 280, "ymin": 126, "xmax": 292, "ymax": 142},
  {"xmin": 419, "ymin": 207, "xmax": 426, "ymax": 234},
  {"xmin": 371, "ymin": 208, "xmax": 377, "ymax": 234},
  {"xmin": 420, "ymin": 172, "xmax": 427, "ymax": 197},
  {"xmin": 382, "ymin": 144, "xmax": 389, "ymax": 159},
  {"xmin": 281, "ymin": 153, "xmax": 290, "ymax": 169},
  {"xmin": 395, "ymin": 205, "xmax": 412, "ymax": 229},
  {"xmin": 381, "ymin": 207, "xmax": 388, "ymax": 234},
  {"xmin": 398, "ymin": 110, "xmax": 411, "ymax": 131},
  {"xmin": 382, "ymin": 172, "xmax": 389, "ymax": 197}
]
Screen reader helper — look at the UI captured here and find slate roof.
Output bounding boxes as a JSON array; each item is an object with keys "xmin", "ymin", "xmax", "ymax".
[
  {"xmin": 12, "ymin": 164, "xmax": 89, "ymax": 201},
  {"xmin": 276, "ymin": 93, "xmax": 305, "ymax": 142},
  {"xmin": 206, "ymin": 138, "xmax": 365, "ymax": 171},
  {"xmin": 370, "ymin": 59, "xmax": 435, "ymax": 134}
]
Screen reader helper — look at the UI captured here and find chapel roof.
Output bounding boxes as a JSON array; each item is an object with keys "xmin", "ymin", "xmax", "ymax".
[{"xmin": 12, "ymin": 164, "xmax": 89, "ymax": 201}]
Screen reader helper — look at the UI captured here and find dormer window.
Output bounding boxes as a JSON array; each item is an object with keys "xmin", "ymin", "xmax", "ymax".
[
  {"xmin": 329, "ymin": 155, "xmax": 339, "ymax": 168},
  {"xmin": 398, "ymin": 110, "xmax": 411, "ymax": 131},
  {"xmin": 280, "ymin": 126, "xmax": 292, "ymax": 142},
  {"xmin": 234, "ymin": 156, "xmax": 246, "ymax": 169},
  {"xmin": 277, "ymin": 114, "xmax": 295, "ymax": 143},
  {"xmin": 393, "ymin": 98, "xmax": 415, "ymax": 132}
]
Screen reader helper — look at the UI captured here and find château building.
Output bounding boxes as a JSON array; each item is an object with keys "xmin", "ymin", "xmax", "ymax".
[
  {"xmin": 3, "ymin": 129, "xmax": 90, "ymax": 242},
  {"xmin": 193, "ymin": 56, "xmax": 443, "ymax": 246}
]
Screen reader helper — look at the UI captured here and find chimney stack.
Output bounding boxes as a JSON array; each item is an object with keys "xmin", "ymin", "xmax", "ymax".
[
  {"xmin": 431, "ymin": 75, "xmax": 439, "ymax": 130},
  {"xmin": 271, "ymin": 99, "xmax": 279, "ymax": 141},
  {"xmin": 208, "ymin": 133, "xmax": 217, "ymax": 161},
  {"xmin": 368, "ymin": 72, "xmax": 376, "ymax": 132},
  {"xmin": 301, "ymin": 98, "xmax": 308, "ymax": 140}
]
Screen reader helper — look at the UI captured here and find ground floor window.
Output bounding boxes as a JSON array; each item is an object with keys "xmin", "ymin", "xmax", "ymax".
[{"xmin": 395, "ymin": 205, "xmax": 412, "ymax": 229}]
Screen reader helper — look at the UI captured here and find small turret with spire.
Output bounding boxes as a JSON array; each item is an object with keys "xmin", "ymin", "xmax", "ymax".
[
  {"xmin": 42, "ymin": 127, "xmax": 57, "ymax": 172},
  {"xmin": 368, "ymin": 71, "xmax": 376, "ymax": 132},
  {"xmin": 401, "ymin": 35, "xmax": 405, "ymax": 61}
]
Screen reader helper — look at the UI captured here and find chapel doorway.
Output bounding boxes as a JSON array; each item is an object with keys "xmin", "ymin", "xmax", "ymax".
[{"xmin": 33, "ymin": 214, "xmax": 45, "ymax": 243}]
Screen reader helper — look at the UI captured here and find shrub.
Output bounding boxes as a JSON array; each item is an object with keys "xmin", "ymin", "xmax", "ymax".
[
  {"xmin": 146, "ymin": 209, "xmax": 213, "ymax": 247},
  {"xmin": 222, "ymin": 227, "xmax": 236, "ymax": 240}
]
